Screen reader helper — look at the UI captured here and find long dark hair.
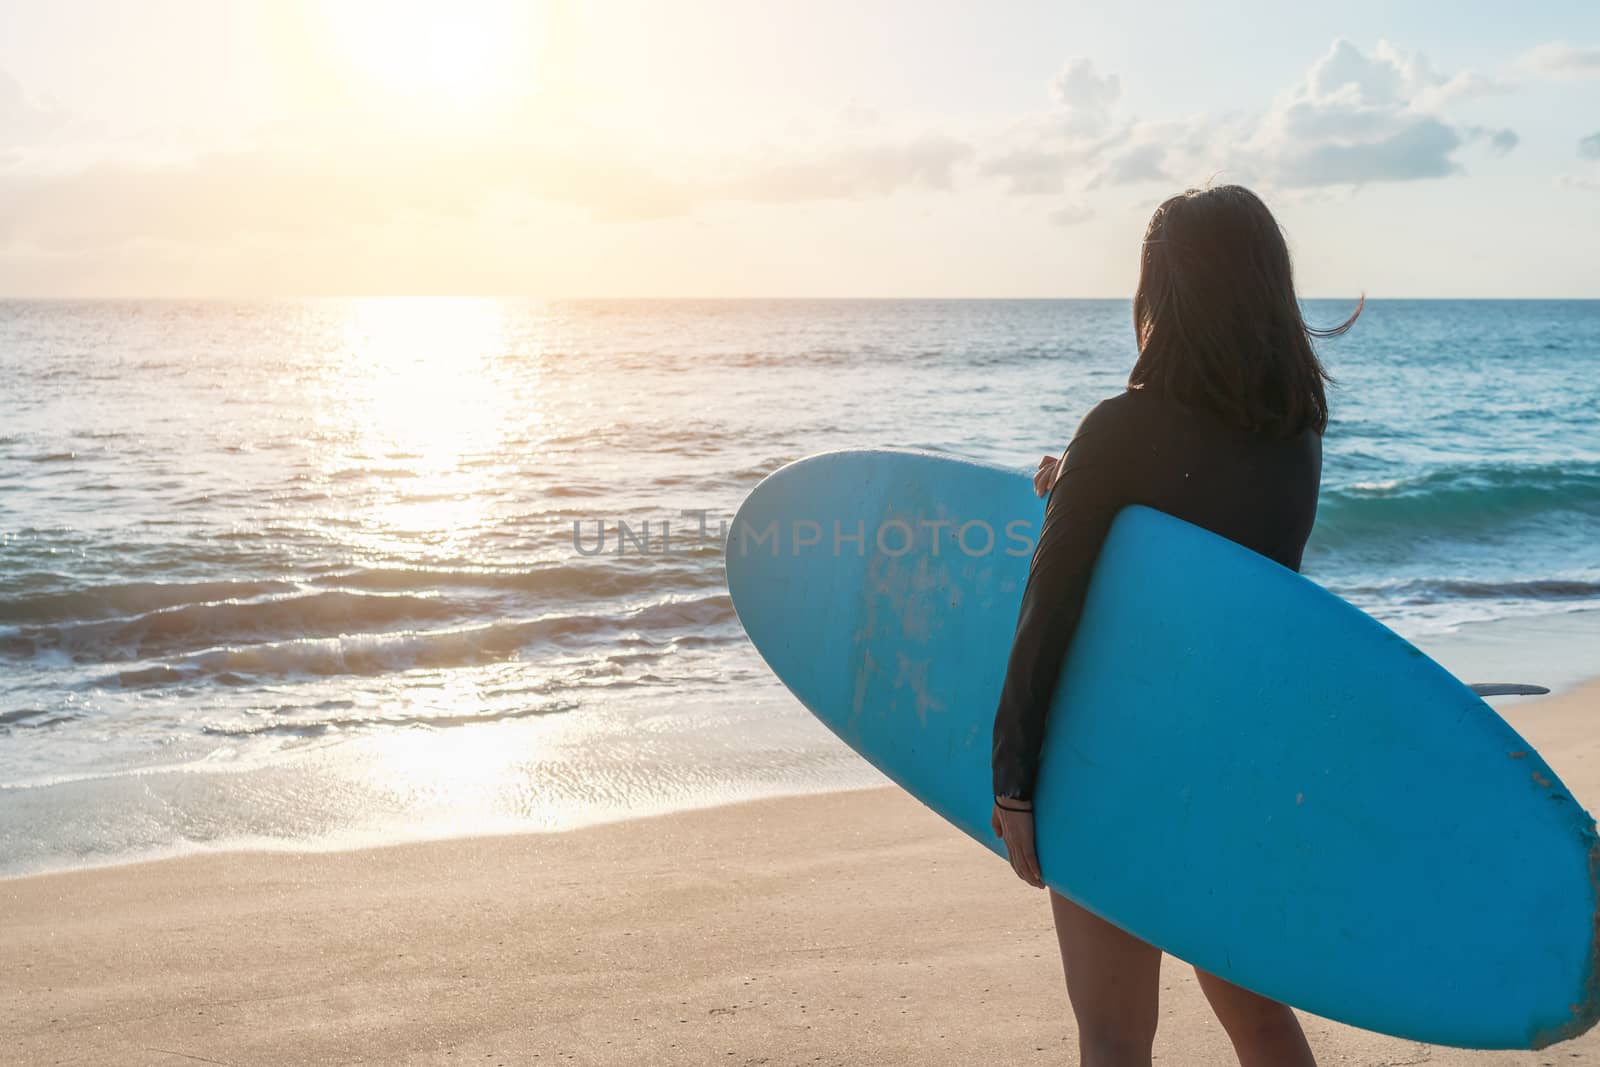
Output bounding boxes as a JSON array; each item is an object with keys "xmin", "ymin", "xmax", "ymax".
[{"xmin": 1130, "ymin": 185, "xmax": 1361, "ymax": 437}]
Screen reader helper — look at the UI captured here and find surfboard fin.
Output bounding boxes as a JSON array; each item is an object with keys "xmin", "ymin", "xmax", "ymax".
[{"xmin": 1468, "ymin": 683, "xmax": 1551, "ymax": 697}]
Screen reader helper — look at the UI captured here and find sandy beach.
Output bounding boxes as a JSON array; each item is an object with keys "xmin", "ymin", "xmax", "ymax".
[{"xmin": 5, "ymin": 680, "xmax": 1600, "ymax": 1066}]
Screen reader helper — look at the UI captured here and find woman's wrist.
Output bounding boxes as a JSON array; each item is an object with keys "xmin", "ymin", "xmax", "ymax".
[{"xmin": 995, "ymin": 796, "xmax": 1034, "ymax": 812}]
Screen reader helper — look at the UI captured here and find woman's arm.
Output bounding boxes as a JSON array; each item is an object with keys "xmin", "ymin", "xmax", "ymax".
[{"xmin": 991, "ymin": 401, "xmax": 1127, "ymax": 801}]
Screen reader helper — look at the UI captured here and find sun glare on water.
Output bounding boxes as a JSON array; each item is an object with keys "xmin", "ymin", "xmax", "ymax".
[
  {"xmin": 322, "ymin": 297, "xmax": 531, "ymax": 554},
  {"xmin": 324, "ymin": 0, "xmax": 532, "ymax": 108}
]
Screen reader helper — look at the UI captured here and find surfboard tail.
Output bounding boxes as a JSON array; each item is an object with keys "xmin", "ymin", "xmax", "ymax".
[{"xmin": 1531, "ymin": 834, "xmax": 1600, "ymax": 1049}]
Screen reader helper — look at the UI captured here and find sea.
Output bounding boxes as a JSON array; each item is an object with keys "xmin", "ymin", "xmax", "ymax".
[{"xmin": 2, "ymin": 298, "xmax": 1598, "ymax": 877}]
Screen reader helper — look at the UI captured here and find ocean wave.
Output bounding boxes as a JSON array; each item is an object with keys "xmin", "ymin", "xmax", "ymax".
[
  {"xmin": 542, "ymin": 484, "xmax": 612, "ymax": 498},
  {"xmin": 312, "ymin": 558, "xmax": 717, "ymax": 600},
  {"xmin": 327, "ymin": 466, "xmax": 421, "ymax": 481},
  {"xmin": 0, "ymin": 589, "xmax": 462, "ymax": 663},
  {"xmin": 200, "ymin": 700, "xmax": 576, "ymax": 739},
  {"xmin": 1312, "ymin": 461, "xmax": 1600, "ymax": 547},
  {"xmin": 0, "ymin": 707, "xmax": 79, "ymax": 729},
  {"xmin": 0, "ymin": 553, "xmax": 728, "ymax": 642},
  {"xmin": 1339, "ymin": 577, "xmax": 1600, "ymax": 605},
  {"xmin": 95, "ymin": 594, "xmax": 737, "ymax": 687},
  {"xmin": 0, "ymin": 578, "xmax": 297, "ymax": 624}
]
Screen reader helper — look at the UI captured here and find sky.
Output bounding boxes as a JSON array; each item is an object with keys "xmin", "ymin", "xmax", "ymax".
[{"xmin": 1, "ymin": 0, "xmax": 1599, "ymax": 298}]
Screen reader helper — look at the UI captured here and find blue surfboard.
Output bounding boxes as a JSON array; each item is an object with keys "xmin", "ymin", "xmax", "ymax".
[{"xmin": 724, "ymin": 448, "xmax": 1600, "ymax": 1050}]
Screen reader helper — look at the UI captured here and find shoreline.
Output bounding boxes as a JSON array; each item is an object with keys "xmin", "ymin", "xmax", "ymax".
[
  {"xmin": 7, "ymin": 680, "xmax": 1600, "ymax": 1064},
  {"xmin": 1414, "ymin": 605, "xmax": 1600, "ymax": 698},
  {"xmin": 0, "ymin": 773, "xmax": 890, "ymax": 886},
  {"xmin": 4, "ymin": 634, "xmax": 1597, "ymax": 883}
]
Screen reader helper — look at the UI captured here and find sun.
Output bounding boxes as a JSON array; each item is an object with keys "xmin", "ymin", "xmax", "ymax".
[{"xmin": 324, "ymin": 0, "xmax": 531, "ymax": 109}]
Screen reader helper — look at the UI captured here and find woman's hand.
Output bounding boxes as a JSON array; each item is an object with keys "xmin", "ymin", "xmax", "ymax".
[
  {"xmin": 1033, "ymin": 454, "xmax": 1062, "ymax": 499},
  {"xmin": 991, "ymin": 799, "xmax": 1045, "ymax": 888}
]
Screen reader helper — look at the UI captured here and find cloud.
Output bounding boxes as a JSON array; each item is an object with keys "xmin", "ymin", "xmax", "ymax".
[
  {"xmin": 1410, "ymin": 69, "xmax": 1510, "ymax": 111},
  {"xmin": 0, "ymin": 50, "xmax": 994, "ymax": 265},
  {"xmin": 0, "ymin": 39, "xmax": 1542, "ymax": 273},
  {"xmin": 1087, "ymin": 140, "xmax": 1170, "ymax": 188},
  {"xmin": 1247, "ymin": 40, "xmax": 1491, "ymax": 186},
  {"xmin": 979, "ymin": 57, "xmax": 1151, "ymax": 195},
  {"xmin": 979, "ymin": 129, "xmax": 1124, "ymax": 195},
  {"xmin": 1050, "ymin": 58, "xmax": 1120, "ymax": 133},
  {"xmin": 979, "ymin": 39, "xmax": 1510, "ymax": 206},
  {"xmin": 979, "ymin": 146, "xmax": 1074, "ymax": 196},
  {"xmin": 1568, "ymin": 131, "xmax": 1600, "ymax": 188},
  {"xmin": 1302, "ymin": 38, "xmax": 1416, "ymax": 105},
  {"xmin": 0, "ymin": 121, "xmax": 981, "ymax": 259},
  {"xmin": 1048, "ymin": 202, "xmax": 1092, "ymax": 227},
  {"xmin": 1518, "ymin": 42, "xmax": 1600, "ymax": 79},
  {"xmin": 1269, "ymin": 116, "xmax": 1463, "ymax": 186},
  {"xmin": 727, "ymin": 134, "xmax": 974, "ymax": 204},
  {"xmin": 0, "ymin": 138, "xmax": 702, "ymax": 252}
]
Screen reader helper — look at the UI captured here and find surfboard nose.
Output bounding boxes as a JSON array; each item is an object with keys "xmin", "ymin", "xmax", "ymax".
[
  {"xmin": 727, "ymin": 449, "xmax": 1035, "ymax": 708},
  {"xmin": 725, "ymin": 449, "xmax": 1044, "ymax": 846}
]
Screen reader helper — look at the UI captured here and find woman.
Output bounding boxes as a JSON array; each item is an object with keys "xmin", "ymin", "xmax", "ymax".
[{"xmin": 989, "ymin": 184, "xmax": 1360, "ymax": 1067}]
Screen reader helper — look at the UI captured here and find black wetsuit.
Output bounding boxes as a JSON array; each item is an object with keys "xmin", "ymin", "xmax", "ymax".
[{"xmin": 991, "ymin": 387, "xmax": 1323, "ymax": 801}]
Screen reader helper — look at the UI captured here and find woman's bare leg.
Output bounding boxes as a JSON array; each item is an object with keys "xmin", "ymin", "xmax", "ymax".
[
  {"xmin": 1050, "ymin": 890, "xmax": 1162, "ymax": 1067},
  {"xmin": 1193, "ymin": 967, "xmax": 1317, "ymax": 1067}
]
